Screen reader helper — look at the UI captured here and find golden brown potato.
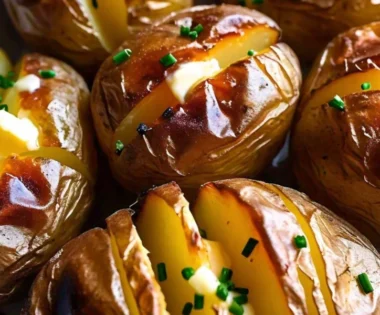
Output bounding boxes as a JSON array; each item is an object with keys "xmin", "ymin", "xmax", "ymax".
[
  {"xmin": 4, "ymin": 0, "xmax": 191, "ymax": 76},
  {"xmin": 92, "ymin": 4, "xmax": 302, "ymax": 193},
  {"xmin": 0, "ymin": 51, "xmax": 96, "ymax": 302},
  {"xmin": 27, "ymin": 180, "xmax": 380, "ymax": 314},
  {"xmin": 221, "ymin": 0, "xmax": 380, "ymax": 63},
  {"xmin": 292, "ymin": 22, "xmax": 380, "ymax": 249}
]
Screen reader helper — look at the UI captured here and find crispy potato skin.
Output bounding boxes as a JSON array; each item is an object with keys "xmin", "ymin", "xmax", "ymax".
[
  {"xmin": 292, "ymin": 23, "xmax": 380, "ymax": 249},
  {"xmin": 222, "ymin": 0, "xmax": 380, "ymax": 63},
  {"xmin": 0, "ymin": 54, "xmax": 95, "ymax": 302},
  {"xmin": 92, "ymin": 5, "xmax": 301, "ymax": 193}
]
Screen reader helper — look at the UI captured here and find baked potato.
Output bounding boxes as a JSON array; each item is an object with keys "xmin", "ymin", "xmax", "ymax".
[
  {"xmin": 0, "ymin": 50, "xmax": 96, "ymax": 302},
  {"xmin": 3, "ymin": 0, "xmax": 191, "ymax": 76},
  {"xmin": 221, "ymin": 0, "xmax": 380, "ymax": 63},
  {"xmin": 27, "ymin": 180, "xmax": 380, "ymax": 314},
  {"xmin": 292, "ymin": 22, "xmax": 380, "ymax": 249},
  {"xmin": 92, "ymin": 4, "xmax": 302, "ymax": 193}
]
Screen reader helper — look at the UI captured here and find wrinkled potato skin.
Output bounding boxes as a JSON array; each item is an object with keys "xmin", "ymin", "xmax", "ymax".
[
  {"xmin": 292, "ymin": 23, "xmax": 380, "ymax": 249},
  {"xmin": 0, "ymin": 54, "xmax": 95, "ymax": 302},
  {"xmin": 92, "ymin": 5, "xmax": 301, "ymax": 193},
  {"xmin": 221, "ymin": 0, "xmax": 380, "ymax": 63}
]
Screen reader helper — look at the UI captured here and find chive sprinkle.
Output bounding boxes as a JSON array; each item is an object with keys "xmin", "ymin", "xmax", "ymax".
[
  {"xmin": 294, "ymin": 235, "xmax": 307, "ymax": 249},
  {"xmin": 216, "ymin": 284, "xmax": 228, "ymax": 301},
  {"xmin": 0, "ymin": 96, "xmax": 2, "ymax": 102},
  {"xmin": 361, "ymin": 82, "xmax": 371, "ymax": 91},
  {"xmin": 328, "ymin": 95, "xmax": 345, "ymax": 111},
  {"xmin": 182, "ymin": 267, "xmax": 195, "ymax": 280},
  {"xmin": 157, "ymin": 263, "xmax": 167, "ymax": 282},
  {"xmin": 234, "ymin": 287, "xmax": 249, "ymax": 295},
  {"xmin": 242, "ymin": 238, "xmax": 259, "ymax": 257},
  {"xmin": 0, "ymin": 75, "xmax": 15, "ymax": 89},
  {"xmin": 160, "ymin": 53, "xmax": 177, "ymax": 67},
  {"xmin": 180, "ymin": 26, "xmax": 191, "ymax": 37},
  {"xmin": 219, "ymin": 267, "xmax": 233, "ymax": 283},
  {"xmin": 234, "ymin": 294, "xmax": 248, "ymax": 305},
  {"xmin": 115, "ymin": 140, "xmax": 124, "ymax": 155},
  {"xmin": 358, "ymin": 273, "xmax": 374, "ymax": 294},
  {"xmin": 238, "ymin": 0, "xmax": 246, "ymax": 6},
  {"xmin": 39, "ymin": 69, "xmax": 56, "ymax": 79},
  {"xmin": 193, "ymin": 24, "xmax": 204, "ymax": 35},
  {"xmin": 7, "ymin": 71, "xmax": 15, "ymax": 79},
  {"xmin": 226, "ymin": 280, "xmax": 235, "ymax": 291},
  {"xmin": 189, "ymin": 31, "xmax": 198, "ymax": 40},
  {"xmin": 248, "ymin": 49, "xmax": 255, "ymax": 56},
  {"xmin": 194, "ymin": 294, "xmax": 204, "ymax": 310},
  {"xmin": 113, "ymin": 49, "xmax": 132, "ymax": 65},
  {"xmin": 229, "ymin": 301, "xmax": 244, "ymax": 315},
  {"xmin": 182, "ymin": 302, "xmax": 193, "ymax": 315},
  {"xmin": 92, "ymin": 0, "xmax": 98, "ymax": 8},
  {"xmin": 0, "ymin": 104, "xmax": 8, "ymax": 112}
]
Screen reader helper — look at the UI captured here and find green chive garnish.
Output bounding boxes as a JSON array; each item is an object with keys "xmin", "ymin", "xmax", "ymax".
[
  {"xmin": 294, "ymin": 235, "xmax": 307, "ymax": 249},
  {"xmin": 0, "ymin": 104, "xmax": 8, "ymax": 112},
  {"xmin": 248, "ymin": 50, "xmax": 255, "ymax": 56},
  {"xmin": 92, "ymin": 0, "xmax": 98, "ymax": 8},
  {"xmin": 182, "ymin": 267, "xmax": 195, "ymax": 280},
  {"xmin": 115, "ymin": 140, "xmax": 124, "ymax": 155},
  {"xmin": 160, "ymin": 53, "xmax": 177, "ymax": 67},
  {"xmin": 252, "ymin": 0, "xmax": 264, "ymax": 3},
  {"xmin": 229, "ymin": 301, "xmax": 244, "ymax": 315},
  {"xmin": 39, "ymin": 70, "xmax": 56, "ymax": 79},
  {"xmin": 0, "ymin": 75, "xmax": 15, "ymax": 89},
  {"xmin": 113, "ymin": 49, "xmax": 132, "ymax": 65},
  {"xmin": 157, "ymin": 263, "xmax": 167, "ymax": 282},
  {"xmin": 180, "ymin": 26, "xmax": 191, "ymax": 37},
  {"xmin": 234, "ymin": 294, "xmax": 248, "ymax": 305},
  {"xmin": 7, "ymin": 71, "xmax": 15, "ymax": 79},
  {"xmin": 182, "ymin": 302, "xmax": 193, "ymax": 315},
  {"xmin": 238, "ymin": 0, "xmax": 246, "ymax": 6},
  {"xmin": 193, "ymin": 24, "xmax": 204, "ymax": 35},
  {"xmin": 216, "ymin": 284, "xmax": 228, "ymax": 301},
  {"xmin": 361, "ymin": 82, "xmax": 371, "ymax": 90},
  {"xmin": 219, "ymin": 267, "xmax": 233, "ymax": 283},
  {"xmin": 242, "ymin": 238, "xmax": 259, "ymax": 257},
  {"xmin": 226, "ymin": 280, "xmax": 235, "ymax": 291},
  {"xmin": 328, "ymin": 95, "xmax": 345, "ymax": 111},
  {"xmin": 189, "ymin": 31, "xmax": 198, "ymax": 40},
  {"xmin": 0, "ymin": 96, "xmax": 2, "ymax": 102},
  {"xmin": 358, "ymin": 273, "xmax": 374, "ymax": 294},
  {"xmin": 194, "ymin": 294, "xmax": 204, "ymax": 310},
  {"xmin": 199, "ymin": 229, "xmax": 207, "ymax": 238},
  {"xmin": 234, "ymin": 287, "xmax": 249, "ymax": 295}
]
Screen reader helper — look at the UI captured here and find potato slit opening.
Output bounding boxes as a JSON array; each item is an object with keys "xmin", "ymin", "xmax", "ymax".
[{"xmin": 114, "ymin": 26, "xmax": 279, "ymax": 146}]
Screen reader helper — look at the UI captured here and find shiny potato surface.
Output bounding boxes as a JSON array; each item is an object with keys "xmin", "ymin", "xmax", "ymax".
[
  {"xmin": 221, "ymin": 0, "xmax": 380, "ymax": 63},
  {"xmin": 292, "ymin": 22, "xmax": 380, "ymax": 249},
  {"xmin": 92, "ymin": 4, "xmax": 302, "ymax": 193},
  {"xmin": 4, "ymin": 0, "xmax": 191, "ymax": 76},
  {"xmin": 27, "ymin": 180, "xmax": 380, "ymax": 314},
  {"xmin": 0, "ymin": 51, "xmax": 95, "ymax": 302}
]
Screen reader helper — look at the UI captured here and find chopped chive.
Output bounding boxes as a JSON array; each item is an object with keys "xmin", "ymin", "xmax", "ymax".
[
  {"xmin": 115, "ymin": 140, "xmax": 124, "ymax": 155},
  {"xmin": 7, "ymin": 71, "xmax": 15, "ymax": 79},
  {"xmin": 157, "ymin": 263, "xmax": 167, "ymax": 282},
  {"xmin": 361, "ymin": 82, "xmax": 371, "ymax": 90},
  {"xmin": 219, "ymin": 267, "xmax": 233, "ymax": 283},
  {"xmin": 193, "ymin": 24, "xmax": 204, "ymax": 35},
  {"xmin": 189, "ymin": 31, "xmax": 198, "ymax": 40},
  {"xmin": 113, "ymin": 49, "xmax": 132, "ymax": 65},
  {"xmin": 194, "ymin": 294, "xmax": 204, "ymax": 309},
  {"xmin": 92, "ymin": 0, "xmax": 98, "ymax": 8},
  {"xmin": 226, "ymin": 280, "xmax": 235, "ymax": 291},
  {"xmin": 238, "ymin": 0, "xmax": 246, "ymax": 6},
  {"xmin": 358, "ymin": 273, "xmax": 374, "ymax": 294},
  {"xmin": 180, "ymin": 26, "xmax": 191, "ymax": 37},
  {"xmin": 39, "ymin": 69, "xmax": 56, "ymax": 79},
  {"xmin": 182, "ymin": 267, "xmax": 195, "ymax": 280},
  {"xmin": 160, "ymin": 53, "xmax": 177, "ymax": 67},
  {"xmin": 162, "ymin": 107, "xmax": 174, "ymax": 119},
  {"xmin": 233, "ymin": 294, "xmax": 248, "ymax": 305},
  {"xmin": 0, "ymin": 104, "xmax": 8, "ymax": 112},
  {"xmin": 248, "ymin": 50, "xmax": 255, "ymax": 56},
  {"xmin": 182, "ymin": 302, "xmax": 193, "ymax": 315},
  {"xmin": 242, "ymin": 238, "xmax": 259, "ymax": 257},
  {"xmin": 0, "ymin": 96, "xmax": 2, "ymax": 102},
  {"xmin": 136, "ymin": 123, "xmax": 150, "ymax": 135},
  {"xmin": 234, "ymin": 287, "xmax": 249, "ymax": 295},
  {"xmin": 199, "ymin": 228, "xmax": 207, "ymax": 238},
  {"xmin": 294, "ymin": 235, "xmax": 307, "ymax": 249},
  {"xmin": 0, "ymin": 75, "xmax": 15, "ymax": 89},
  {"xmin": 229, "ymin": 301, "xmax": 244, "ymax": 315},
  {"xmin": 252, "ymin": 0, "xmax": 264, "ymax": 3},
  {"xmin": 216, "ymin": 284, "xmax": 228, "ymax": 301},
  {"xmin": 328, "ymin": 95, "xmax": 345, "ymax": 111}
]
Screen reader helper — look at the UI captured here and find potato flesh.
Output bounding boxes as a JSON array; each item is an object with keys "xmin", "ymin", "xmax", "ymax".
[
  {"xmin": 114, "ymin": 26, "xmax": 278, "ymax": 146},
  {"xmin": 193, "ymin": 186, "xmax": 292, "ymax": 315},
  {"xmin": 80, "ymin": 0, "xmax": 129, "ymax": 52},
  {"xmin": 136, "ymin": 194, "xmax": 228, "ymax": 314}
]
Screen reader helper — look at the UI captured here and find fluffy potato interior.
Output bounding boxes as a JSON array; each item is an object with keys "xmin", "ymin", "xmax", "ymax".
[
  {"xmin": 193, "ymin": 184, "xmax": 292, "ymax": 315},
  {"xmin": 136, "ymin": 193, "xmax": 229, "ymax": 314},
  {"xmin": 80, "ymin": 0, "xmax": 129, "ymax": 52},
  {"xmin": 114, "ymin": 26, "xmax": 279, "ymax": 146}
]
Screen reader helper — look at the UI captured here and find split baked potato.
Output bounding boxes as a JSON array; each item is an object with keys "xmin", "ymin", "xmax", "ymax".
[
  {"xmin": 92, "ymin": 4, "xmax": 302, "ymax": 193},
  {"xmin": 0, "ymin": 50, "xmax": 96, "ymax": 302},
  {"xmin": 3, "ymin": 0, "xmax": 191, "ymax": 76},
  {"xmin": 26, "ymin": 180, "xmax": 380, "ymax": 314},
  {"xmin": 292, "ymin": 22, "xmax": 380, "ymax": 249},
  {"xmin": 221, "ymin": 0, "xmax": 380, "ymax": 63}
]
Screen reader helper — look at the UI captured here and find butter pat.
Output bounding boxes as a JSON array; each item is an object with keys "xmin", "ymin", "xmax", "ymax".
[
  {"xmin": 166, "ymin": 59, "xmax": 220, "ymax": 103},
  {"xmin": 15, "ymin": 74, "xmax": 41, "ymax": 93},
  {"xmin": 188, "ymin": 266, "xmax": 220, "ymax": 295}
]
